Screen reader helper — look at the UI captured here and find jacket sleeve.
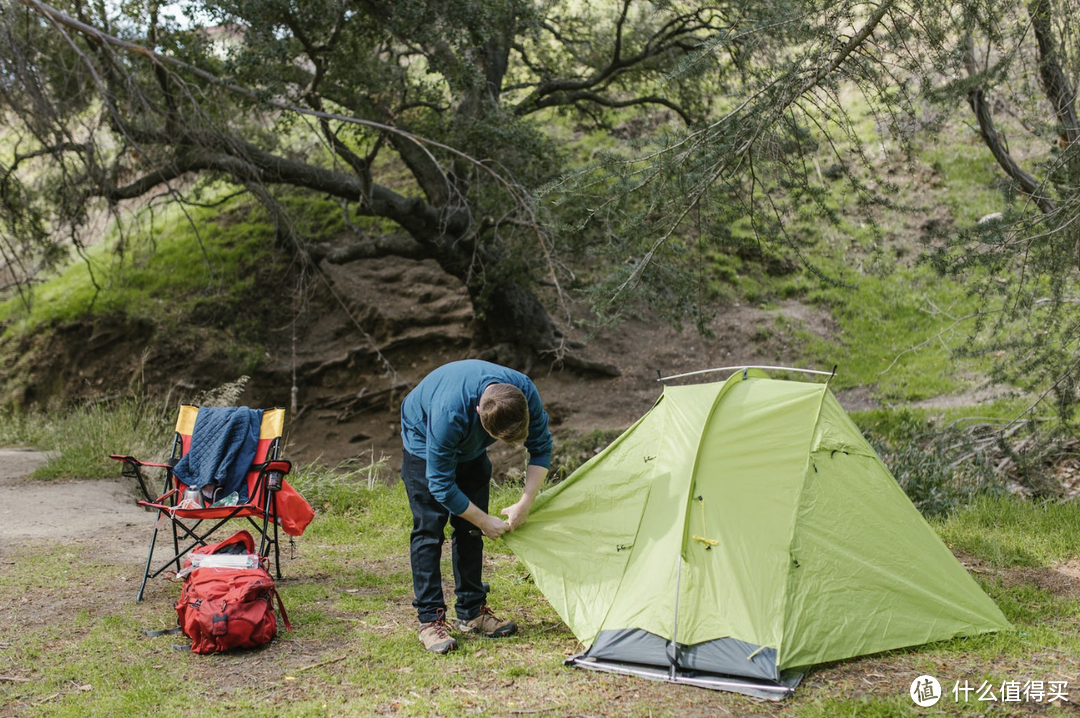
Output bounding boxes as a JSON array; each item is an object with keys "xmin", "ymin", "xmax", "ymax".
[
  {"xmin": 425, "ymin": 417, "xmax": 471, "ymax": 515},
  {"xmin": 522, "ymin": 381, "xmax": 553, "ymax": 469}
]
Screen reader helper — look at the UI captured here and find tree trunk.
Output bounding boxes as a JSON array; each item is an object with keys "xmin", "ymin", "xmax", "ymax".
[
  {"xmin": 470, "ymin": 274, "xmax": 619, "ymax": 376},
  {"xmin": 963, "ymin": 37, "xmax": 1056, "ymax": 214},
  {"xmin": 1028, "ymin": 0, "xmax": 1080, "ymax": 146},
  {"xmin": 429, "ymin": 228, "xmax": 617, "ymax": 375},
  {"xmin": 320, "ymin": 220, "xmax": 618, "ymax": 375}
]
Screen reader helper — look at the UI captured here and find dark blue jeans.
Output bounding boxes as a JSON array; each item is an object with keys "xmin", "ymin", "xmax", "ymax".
[{"xmin": 401, "ymin": 449, "xmax": 490, "ymax": 623}]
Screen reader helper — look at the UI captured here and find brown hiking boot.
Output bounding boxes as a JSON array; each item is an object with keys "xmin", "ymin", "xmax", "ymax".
[
  {"xmin": 418, "ymin": 609, "xmax": 458, "ymax": 654},
  {"xmin": 456, "ymin": 605, "xmax": 517, "ymax": 638}
]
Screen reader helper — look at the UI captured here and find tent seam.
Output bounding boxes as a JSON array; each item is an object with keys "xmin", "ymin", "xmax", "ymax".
[
  {"xmin": 774, "ymin": 382, "xmax": 830, "ymax": 673},
  {"xmin": 586, "ymin": 395, "xmax": 666, "ymax": 644},
  {"xmin": 677, "ymin": 370, "xmax": 767, "ymax": 554},
  {"xmin": 672, "ymin": 370, "xmax": 768, "ymax": 662}
]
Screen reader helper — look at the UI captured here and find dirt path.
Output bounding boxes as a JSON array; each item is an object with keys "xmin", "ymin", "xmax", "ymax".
[{"xmin": 0, "ymin": 448, "xmax": 148, "ymax": 562}]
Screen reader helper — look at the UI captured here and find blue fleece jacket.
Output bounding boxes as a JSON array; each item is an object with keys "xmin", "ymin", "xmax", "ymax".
[
  {"xmin": 173, "ymin": 406, "xmax": 263, "ymax": 502},
  {"xmin": 400, "ymin": 360, "xmax": 552, "ymax": 515}
]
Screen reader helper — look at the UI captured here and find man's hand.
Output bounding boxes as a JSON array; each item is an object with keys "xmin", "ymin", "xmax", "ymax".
[
  {"xmin": 501, "ymin": 499, "xmax": 531, "ymax": 531},
  {"xmin": 501, "ymin": 464, "xmax": 548, "ymax": 532},
  {"xmin": 461, "ymin": 502, "xmax": 509, "ymax": 539},
  {"xmin": 479, "ymin": 514, "xmax": 510, "ymax": 540}
]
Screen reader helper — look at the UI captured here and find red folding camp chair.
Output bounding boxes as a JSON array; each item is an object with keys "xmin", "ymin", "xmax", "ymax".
[{"xmin": 111, "ymin": 405, "xmax": 314, "ymax": 601}]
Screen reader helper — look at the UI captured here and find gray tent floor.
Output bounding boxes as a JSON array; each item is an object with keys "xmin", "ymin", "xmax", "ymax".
[{"xmin": 565, "ymin": 655, "xmax": 804, "ymax": 701}]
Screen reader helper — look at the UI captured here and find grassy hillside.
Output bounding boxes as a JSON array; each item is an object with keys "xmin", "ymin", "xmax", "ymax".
[
  {"xmin": 0, "ymin": 191, "xmax": 336, "ymax": 408},
  {"xmin": 0, "ymin": 191, "xmax": 329, "ymax": 342},
  {"xmin": 0, "ymin": 100, "xmax": 1064, "ymax": 486},
  {"xmin": 0, "ymin": 81, "xmax": 1038, "ymax": 409}
]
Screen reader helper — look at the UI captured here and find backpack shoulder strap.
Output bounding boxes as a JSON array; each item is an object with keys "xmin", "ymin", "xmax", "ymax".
[{"xmin": 270, "ymin": 587, "xmax": 292, "ymax": 631}]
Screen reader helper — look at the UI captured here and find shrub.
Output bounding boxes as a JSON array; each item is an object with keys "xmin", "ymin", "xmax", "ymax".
[
  {"xmin": 287, "ymin": 452, "xmax": 394, "ymax": 513},
  {"xmin": 877, "ymin": 432, "xmax": 1004, "ymax": 517},
  {"xmin": 0, "ymin": 398, "xmax": 174, "ymax": 480}
]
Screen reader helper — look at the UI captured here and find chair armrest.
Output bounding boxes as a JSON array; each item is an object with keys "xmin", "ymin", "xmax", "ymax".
[
  {"xmin": 109, "ymin": 455, "xmax": 176, "ymax": 502},
  {"xmin": 109, "ymin": 455, "xmax": 176, "ymax": 469},
  {"xmin": 258, "ymin": 460, "xmax": 292, "ymax": 491}
]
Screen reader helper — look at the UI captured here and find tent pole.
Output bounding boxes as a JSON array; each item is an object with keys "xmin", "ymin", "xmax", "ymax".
[
  {"xmin": 658, "ymin": 365, "xmax": 837, "ymax": 382},
  {"xmin": 669, "ymin": 553, "xmax": 683, "ymax": 680}
]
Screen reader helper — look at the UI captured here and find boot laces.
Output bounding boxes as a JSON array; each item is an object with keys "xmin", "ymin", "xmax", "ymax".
[
  {"xmin": 425, "ymin": 608, "xmax": 452, "ymax": 639},
  {"xmin": 475, "ymin": 605, "xmax": 506, "ymax": 628}
]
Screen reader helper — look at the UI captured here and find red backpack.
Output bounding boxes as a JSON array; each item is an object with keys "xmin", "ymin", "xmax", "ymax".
[{"xmin": 175, "ymin": 530, "xmax": 291, "ymax": 654}]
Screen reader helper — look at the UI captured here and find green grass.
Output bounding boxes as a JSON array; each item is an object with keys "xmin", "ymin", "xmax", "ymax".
[
  {"xmin": 935, "ymin": 494, "xmax": 1080, "ymax": 567},
  {"xmin": 0, "ymin": 187, "xmax": 348, "ymax": 342},
  {"xmin": 852, "ymin": 399, "xmax": 1037, "ymax": 439},
  {"xmin": 3, "ymin": 456, "xmax": 1078, "ymax": 717},
  {"xmin": 689, "ymin": 248, "xmax": 990, "ymax": 403},
  {"xmin": 795, "ymin": 697, "xmax": 923, "ymax": 718},
  {"xmin": 0, "ymin": 200, "xmax": 253, "ymax": 335},
  {"xmin": 2, "ymin": 386, "xmax": 1062, "ymax": 718},
  {"xmin": 800, "ymin": 265, "xmax": 991, "ymax": 401},
  {"xmin": 0, "ymin": 189, "xmax": 347, "ymax": 409},
  {"xmin": 0, "ymin": 398, "xmax": 174, "ymax": 479},
  {"xmin": 921, "ymin": 132, "xmax": 1007, "ymax": 226}
]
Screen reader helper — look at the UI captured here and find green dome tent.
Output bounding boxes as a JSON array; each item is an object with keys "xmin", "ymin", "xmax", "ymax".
[{"xmin": 503, "ymin": 369, "xmax": 1010, "ymax": 699}]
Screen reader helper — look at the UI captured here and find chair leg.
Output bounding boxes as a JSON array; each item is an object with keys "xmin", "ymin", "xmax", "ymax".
[
  {"xmin": 259, "ymin": 490, "xmax": 282, "ymax": 579},
  {"xmin": 258, "ymin": 492, "xmax": 271, "ymax": 557},
  {"xmin": 171, "ymin": 518, "xmax": 182, "ymax": 574},
  {"xmin": 272, "ymin": 498, "xmax": 282, "ymax": 580},
  {"xmin": 137, "ymin": 515, "xmax": 163, "ymax": 602}
]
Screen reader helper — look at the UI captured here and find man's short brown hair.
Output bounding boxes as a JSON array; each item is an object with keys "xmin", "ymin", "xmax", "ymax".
[{"xmin": 478, "ymin": 383, "xmax": 529, "ymax": 443}]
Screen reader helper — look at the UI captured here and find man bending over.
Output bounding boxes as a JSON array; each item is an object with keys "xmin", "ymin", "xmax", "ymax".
[{"xmin": 399, "ymin": 359, "xmax": 552, "ymax": 654}]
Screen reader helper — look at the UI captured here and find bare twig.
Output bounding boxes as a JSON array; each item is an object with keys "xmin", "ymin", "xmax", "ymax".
[
  {"xmin": 508, "ymin": 706, "xmax": 565, "ymax": 715},
  {"xmin": 297, "ymin": 655, "xmax": 348, "ymax": 672},
  {"xmin": 1005, "ymin": 352, "xmax": 1080, "ymax": 432},
  {"xmin": 878, "ymin": 309, "xmax": 1003, "ymax": 376},
  {"xmin": 603, "ymin": 0, "xmax": 898, "ymax": 295}
]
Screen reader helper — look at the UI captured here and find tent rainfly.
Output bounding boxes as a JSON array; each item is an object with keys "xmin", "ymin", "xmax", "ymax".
[{"xmin": 503, "ymin": 369, "xmax": 1011, "ymax": 700}]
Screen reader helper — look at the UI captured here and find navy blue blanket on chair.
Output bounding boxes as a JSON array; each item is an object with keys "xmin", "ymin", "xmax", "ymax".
[{"xmin": 173, "ymin": 407, "xmax": 264, "ymax": 503}]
